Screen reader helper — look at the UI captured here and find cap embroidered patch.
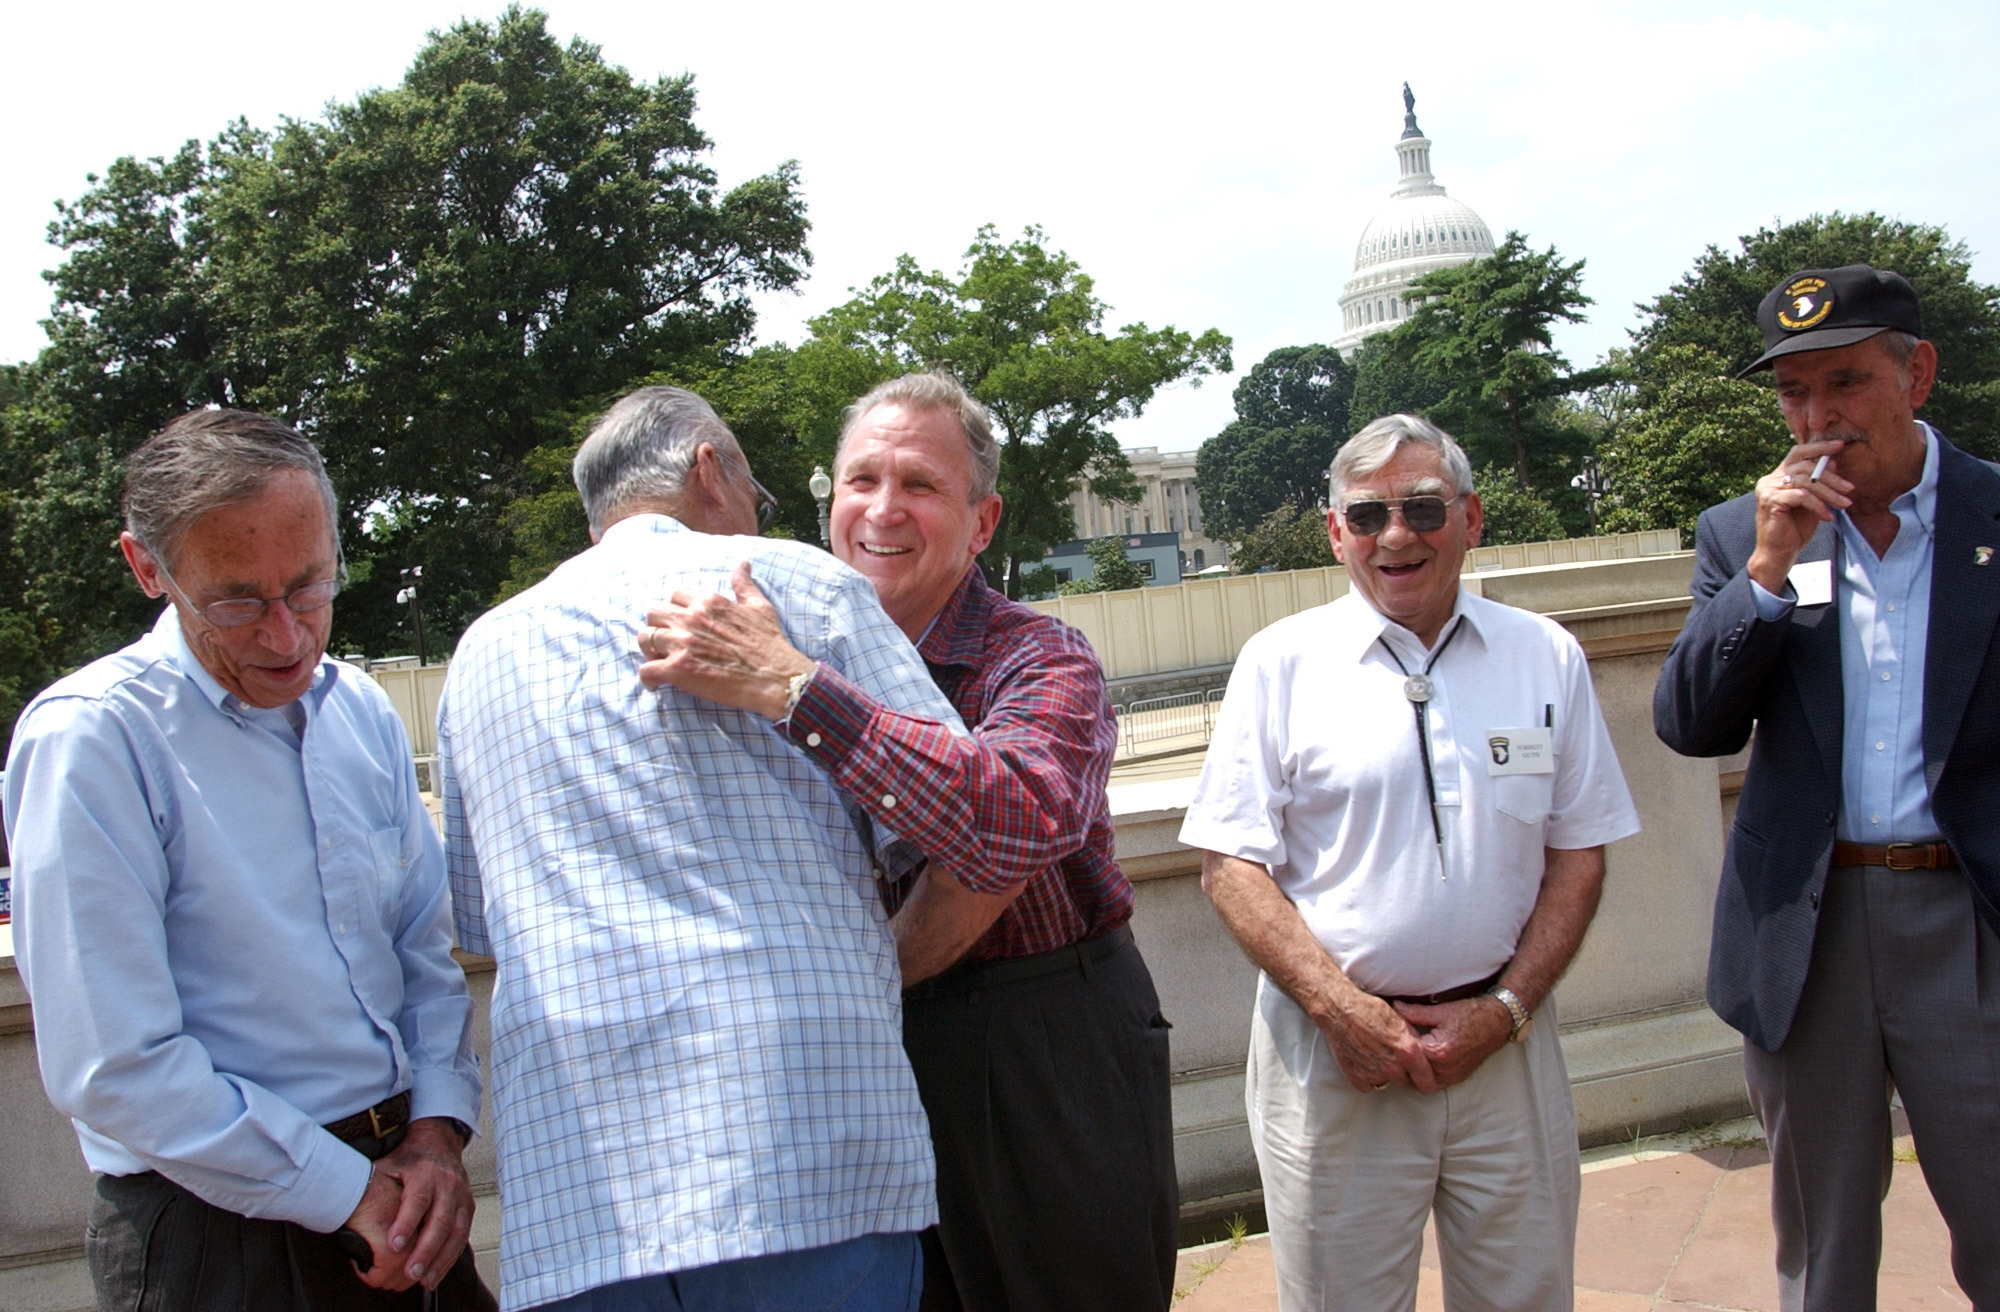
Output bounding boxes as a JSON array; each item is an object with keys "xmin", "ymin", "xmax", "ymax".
[{"xmin": 1777, "ymin": 277, "xmax": 1834, "ymax": 332}]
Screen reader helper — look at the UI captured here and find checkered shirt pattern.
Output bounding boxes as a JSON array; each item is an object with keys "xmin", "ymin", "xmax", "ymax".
[
  {"xmin": 439, "ymin": 516, "xmax": 958, "ymax": 1311},
  {"xmin": 786, "ymin": 566, "xmax": 1134, "ymax": 961}
]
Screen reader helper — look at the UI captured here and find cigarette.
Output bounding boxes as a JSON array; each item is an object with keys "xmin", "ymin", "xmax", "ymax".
[{"xmin": 1809, "ymin": 455, "xmax": 1832, "ymax": 483}]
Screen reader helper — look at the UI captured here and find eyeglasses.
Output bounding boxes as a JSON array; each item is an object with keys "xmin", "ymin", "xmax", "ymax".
[
  {"xmin": 734, "ymin": 461, "xmax": 778, "ymax": 532},
  {"xmin": 749, "ymin": 473, "xmax": 777, "ymax": 533},
  {"xmin": 1340, "ymin": 495, "xmax": 1463, "ymax": 536},
  {"xmin": 155, "ymin": 557, "xmax": 343, "ymax": 628}
]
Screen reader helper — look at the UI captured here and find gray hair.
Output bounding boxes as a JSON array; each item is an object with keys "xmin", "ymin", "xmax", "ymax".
[
  {"xmin": 1330, "ymin": 413, "xmax": 1476, "ymax": 505},
  {"xmin": 1875, "ymin": 329, "xmax": 1920, "ymax": 373},
  {"xmin": 837, "ymin": 372, "xmax": 1000, "ymax": 503},
  {"xmin": 573, "ymin": 386, "xmax": 742, "ymax": 532},
  {"xmin": 123, "ymin": 408, "xmax": 340, "ymax": 572}
]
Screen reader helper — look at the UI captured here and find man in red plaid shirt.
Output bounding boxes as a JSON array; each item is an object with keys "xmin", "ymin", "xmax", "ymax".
[{"xmin": 638, "ymin": 372, "xmax": 1178, "ymax": 1311}]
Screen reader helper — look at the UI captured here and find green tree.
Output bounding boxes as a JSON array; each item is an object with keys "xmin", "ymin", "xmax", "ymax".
[
  {"xmin": 1057, "ymin": 536, "xmax": 1148, "ymax": 594},
  {"xmin": 1347, "ymin": 332, "xmax": 1450, "ymax": 433},
  {"xmin": 1471, "ymin": 466, "xmax": 1566, "ymax": 546},
  {"xmin": 1230, "ymin": 501, "xmax": 1336, "ymax": 574},
  {"xmin": 1395, "ymin": 232, "xmax": 1602, "ymax": 492},
  {"xmin": 1630, "ymin": 212, "xmax": 2000, "ymax": 458},
  {"xmin": 799, "ymin": 225, "xmax": 1231, "ymax": 594},
  {"xmin": 1597, "ymin": 345, "xmax": 1791, "ymax": 543},
  {"xmin": 9, "ymin": 5, "xmax": 809, "ymax": 673},
  {"xmin": 1195, "ymin": 345, "xmax": 1353, "ymax": 540}
]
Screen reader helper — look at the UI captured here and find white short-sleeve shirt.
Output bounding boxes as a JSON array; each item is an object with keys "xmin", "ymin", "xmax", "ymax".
[{"xmin": 1180, "ymin": 589, "xmax": 1640, "ymax": 997}]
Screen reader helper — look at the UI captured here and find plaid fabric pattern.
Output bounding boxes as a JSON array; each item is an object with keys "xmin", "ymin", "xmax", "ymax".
[
  {"xmin": 786, "ymin": 567, "xmax": 1134, "ymax": 961},
  {"xmin": 440, "ymin": 516, "xmax": 955, "ymax": 1312}
]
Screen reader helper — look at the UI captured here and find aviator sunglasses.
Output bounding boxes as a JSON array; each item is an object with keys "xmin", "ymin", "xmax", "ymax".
[{"xmin": 1339, "ymin": 494, "xmax": 1463, "ymax": 536}]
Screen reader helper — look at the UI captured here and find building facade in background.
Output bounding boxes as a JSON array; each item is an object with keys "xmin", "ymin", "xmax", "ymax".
[
  {"xmin": 1332, "ymin": 85, "xmax": 1495, "ymax": 355},
  {"xmin": 1063, "ymin": 446, "xmax": 1229, "ymax": 576},
  {"xmin": 1061, "ymin": 88, "xmax": 1493, "ymax": 577}
]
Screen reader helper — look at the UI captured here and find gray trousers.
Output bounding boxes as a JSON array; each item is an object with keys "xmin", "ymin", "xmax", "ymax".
[{"xmin": 1744, "ymin": 863, "xmax": 2000, "ymax": 1312}]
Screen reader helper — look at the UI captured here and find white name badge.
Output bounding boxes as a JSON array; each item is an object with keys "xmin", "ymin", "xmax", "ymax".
[
  {"xmin": 1788, "ymin": 558, "xmax": 1834, "ymax": 608},
  {"xmin": 1486, "ymin": 726, "xmax": 1555, "ymax": 775}
]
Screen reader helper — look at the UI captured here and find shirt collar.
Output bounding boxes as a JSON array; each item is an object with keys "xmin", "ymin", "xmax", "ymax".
[
  {"xmin": 916, "ymin": 566, "xmax": 995, "ymax": 668},
  {"xmin": 1830, "ymin": 421, "xmax": 1939, "ymax": 561},
  {"xmin": 1338, "ymin": 584, "xmax": 1483, "ymax": 667},
  {"xmin": 154, "ymin": 603, "xmax": 334, "ymax": 717},
  {"xmin": 597, "ymin": 512, "xmax": 692, "ymax": 545}
]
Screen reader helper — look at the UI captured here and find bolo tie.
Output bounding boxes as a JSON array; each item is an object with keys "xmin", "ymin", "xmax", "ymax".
[{"xmin": 1375, "ymin": 617, "xmax": 1464, "ymax": 879}]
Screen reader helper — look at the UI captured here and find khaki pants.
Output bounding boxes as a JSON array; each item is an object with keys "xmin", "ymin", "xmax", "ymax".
[{"xmin": 1247, "ymin": 975, "xmax": 1579, "ymax": 1312}]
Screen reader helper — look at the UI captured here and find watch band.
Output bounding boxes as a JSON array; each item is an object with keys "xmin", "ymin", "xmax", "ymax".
[{"xmin": 1486, "ymin": 984, "xmax": 1532, "ymax": 1042}]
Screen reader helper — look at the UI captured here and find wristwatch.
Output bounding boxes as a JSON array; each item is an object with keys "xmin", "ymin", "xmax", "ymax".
[{"xmin": 1486, "ymin": 984, "xmax": 1533, "ymax": 1043}]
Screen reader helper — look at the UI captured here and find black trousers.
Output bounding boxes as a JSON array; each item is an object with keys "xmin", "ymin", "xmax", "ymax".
[
  {"xmin": 903, "ymin": 927, "xmax": 1179, "ymax": 1312},
  {"xmin": 86, "ymin": 1170, "xmax": 491, "ymax": 1312}
]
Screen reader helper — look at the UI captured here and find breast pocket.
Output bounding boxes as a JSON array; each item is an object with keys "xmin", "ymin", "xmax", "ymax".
[{"xmin": 1493, "ymin": 773, "xmax": 1555, "ymax": 826}]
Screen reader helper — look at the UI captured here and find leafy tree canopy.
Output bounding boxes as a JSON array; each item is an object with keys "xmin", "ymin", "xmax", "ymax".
[
  {"xmin": 7, "ymin": 5, "xmax": 808, "ymax": 677},
  {"xmin": 781, "ymin": 225, "xmax": 1231, "ymax": 594},
  {"xmin": 1348, "ymin": 333, "xmax": 1450, "ymax": 434},
  {"xmin": 1057, "ymin": 536, "xmax": 1148, "ymax": 594},
  {"xmin": 1194, "ymin": 344, "xmax": 1353, "ymax": 541},
  {"xmin": 1230, "ymin": 501, "xmax": 1336, "ymax": 575},
  {"xmin": 1471, "ymin": 466, "xmax": 1566, "ymax": 546},
  {"xmin": 1597, "ymin": 345, "xmax": 1791, "ymax": 544},
  {"xmin": 1393, "ymin": 232, "xmax": 1604, "ymax": 492},
  {"xmin": 1629, "ymin": 212, "xmax": 2000, "ymax": 459}
]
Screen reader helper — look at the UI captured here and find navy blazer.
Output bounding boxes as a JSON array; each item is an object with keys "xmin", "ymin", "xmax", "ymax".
[{"xmin": 1654, "ymin": 434, "xmax": 2000, "ymax": 1052}]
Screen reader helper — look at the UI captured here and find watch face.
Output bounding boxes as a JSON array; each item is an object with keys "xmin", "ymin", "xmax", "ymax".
[{"xmin": 1511, "ymin": 1016, "xmax": 1534, "ymax": 1043}]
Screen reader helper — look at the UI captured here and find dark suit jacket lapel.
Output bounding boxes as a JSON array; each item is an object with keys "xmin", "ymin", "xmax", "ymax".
[{"xmin": 1925, "ymin": 439, "xmax": 2000, "ymax": 792}]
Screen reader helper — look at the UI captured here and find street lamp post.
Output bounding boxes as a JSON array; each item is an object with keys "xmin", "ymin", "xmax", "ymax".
[
  {"xmin": 1570, "ymin": 455, "xmax": 1609, "ymax": 536},
  {"xmin": 809, "ymin": 465, "xmax": 833, "ymax": 548},
  {"xmin": 395, "ymin": 565, "xmax": 429, "ymax": 666}
]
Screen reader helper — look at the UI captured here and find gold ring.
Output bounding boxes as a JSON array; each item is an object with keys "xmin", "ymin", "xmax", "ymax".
[{"xmin": 1781, "ymin": 473, "xmax": 1795, "ymax": 487}]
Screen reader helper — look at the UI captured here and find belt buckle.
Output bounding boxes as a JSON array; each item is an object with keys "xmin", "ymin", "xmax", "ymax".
[
  {"xmin": 366, "ymin": 1101, "xmax": 405, "ymax": 1141},
  {"xmin": 1883, "ymin": 842, "xmax": 1922, "ymax": 871}
]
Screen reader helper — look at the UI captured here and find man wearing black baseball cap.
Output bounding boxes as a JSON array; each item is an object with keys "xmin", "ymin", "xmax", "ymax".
[{"xmin": 1656, "ymin": 265, "xmax": 2000, "ymax": 1309}]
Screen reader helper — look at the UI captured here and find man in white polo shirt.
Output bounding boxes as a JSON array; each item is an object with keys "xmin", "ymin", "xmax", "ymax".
[{"xmin": 1181, "ymin": 413, "xmax": 1640, "ymax": 1311}]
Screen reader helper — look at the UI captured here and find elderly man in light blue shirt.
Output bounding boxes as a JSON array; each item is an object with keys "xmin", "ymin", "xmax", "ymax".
[
  {"xmin": 3, "ymin": 408, "xmax": 485, "ymax": 1310},
  {"xmin": 441, "ymin": 386, "xmax": 966, "ymax": 1312}
]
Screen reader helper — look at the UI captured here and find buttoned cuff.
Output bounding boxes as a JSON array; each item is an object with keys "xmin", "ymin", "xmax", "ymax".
[
  {"xmin": 287, "ymin": 1130, "xmax": 376, "ymax": 1234},
  {"xmin": 1749, "ymin": 578, "xmax": 1796, "ymax": 622},
  {"xmin": 781, "ymin": 662, "xmax": 874, "ymax": 765},
  {"xmin": 408, "ymin": 1068, "xmax": 482, "ymax": 1141}
]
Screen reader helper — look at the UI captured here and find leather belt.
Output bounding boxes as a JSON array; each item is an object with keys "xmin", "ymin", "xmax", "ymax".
[
  {"xmin": 904, "ymin": 925, "xmax": 1133, "ymax": 1002},
  {"xmin": 1830, "ymin": 841, "xmax": 1958, "ymax": 871},
  {"xmin": 1381, "ymin": 969, "xmax": 1504, "ymax": 1008},
  {"xmin": 323, "ymin": 1091, "xmax": 410, "ymax": 1158}
]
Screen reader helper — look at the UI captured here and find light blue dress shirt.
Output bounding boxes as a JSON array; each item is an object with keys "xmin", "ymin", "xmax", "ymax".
[
  {"xmin": 1749, "ymin": 424, "xmax": 1941, "ymax": 842},
  {"xmin": 442, "ymin": 515, "xmax": 964, "ymax": 1311},
  {"xmin": 2, "ymin": 609, "xmax": 480, "ymax": 1233}
]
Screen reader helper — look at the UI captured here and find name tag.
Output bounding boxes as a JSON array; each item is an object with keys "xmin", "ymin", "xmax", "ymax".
[
  {"xmin": 1486, "ymin": 726, "xmax": 1554, "ymax": 775},
  {"xmin": 1788, "ymin": 558, "xmax": 1834, "ymax": 607}
]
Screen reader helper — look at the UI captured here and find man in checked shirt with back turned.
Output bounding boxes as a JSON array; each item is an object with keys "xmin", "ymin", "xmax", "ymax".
[{"xmin": 640, "ymin": 371, "xmax": 1178, "ymax": 1311}]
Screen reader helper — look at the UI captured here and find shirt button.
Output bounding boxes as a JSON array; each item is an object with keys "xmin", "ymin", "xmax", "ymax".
[
  {"xmin": 1876, "ymin": 741, "xmax": 1886, "ymax": 751},
  {"xmin": 1881, "ymin": 672, "xmax": 1892, "ymax": 682},
  {"xmin": 805, "ymin": 733, "xmax": 822, "ymax": 748},
  {"xmin": 1871, "ymin": 814, "xmax": 1882, "ymax": 825},
  {"xmin": 1886, "ymin": 602, "xmax": 1897, "ymax": 612},
  {"xmin": 881, "ymin": 793, "xmax": 898, "ymax": 809}
]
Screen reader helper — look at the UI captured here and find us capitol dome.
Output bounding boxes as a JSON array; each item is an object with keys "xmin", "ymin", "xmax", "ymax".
[{"xmin": 1332, "ymin": 85, "xmax": 1495, "ymax": 356}]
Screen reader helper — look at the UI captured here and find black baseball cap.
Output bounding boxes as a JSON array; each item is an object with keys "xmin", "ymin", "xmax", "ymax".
[{"xmin": 1739, "ymin": 264, "xmax": 1924, "ymax": 376}]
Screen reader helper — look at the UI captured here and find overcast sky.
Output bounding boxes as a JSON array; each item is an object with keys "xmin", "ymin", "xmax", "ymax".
[{"xmin": 5, "ymin": 0, "xmax": 1996, "ymax": 453}]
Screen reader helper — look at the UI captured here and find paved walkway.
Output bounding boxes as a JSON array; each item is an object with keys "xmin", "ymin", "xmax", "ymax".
[{"xmin": 1171, "ymin": 1120, "xmax": 1970, "ymax": 1311}]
